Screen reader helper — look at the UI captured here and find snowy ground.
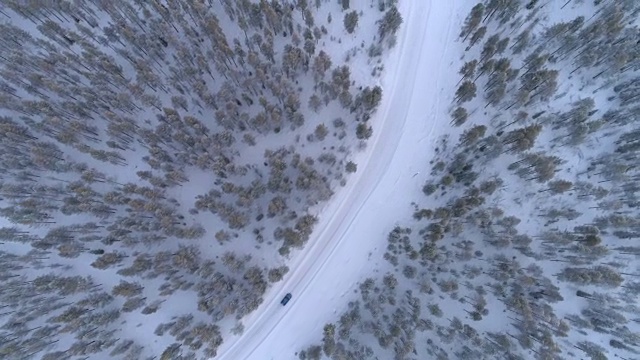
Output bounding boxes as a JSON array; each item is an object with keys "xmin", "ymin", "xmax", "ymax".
[
  {"xmin": 286, "ymin": 0, "xmax": 640, "ymax": 359},
  {"xmin": 216, "ymin": 1, "xmax": 469, "ymax": 358},
  {"xmin": 1, "ymin": 1, "xmax": 406, "ymax": 358}
]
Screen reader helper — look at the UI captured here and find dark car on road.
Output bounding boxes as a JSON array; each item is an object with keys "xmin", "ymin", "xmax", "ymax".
[{"xmin": 280, "ymin": 293, "xmax": 292, "ymax": 306}]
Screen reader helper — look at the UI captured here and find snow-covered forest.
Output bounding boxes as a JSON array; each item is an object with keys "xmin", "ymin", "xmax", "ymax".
[
  {"xmin": 0, "ymin": 0, "xmax": 403, "ymax": 359},
  {"xmin": 298, "ymin": 0, "xmax": 640, "ymax": 359}
]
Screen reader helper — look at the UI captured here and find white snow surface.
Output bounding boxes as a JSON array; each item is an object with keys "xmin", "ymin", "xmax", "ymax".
[{"xmin": 216, "ymin": 1, "xmax": 468, "ymax": 358}]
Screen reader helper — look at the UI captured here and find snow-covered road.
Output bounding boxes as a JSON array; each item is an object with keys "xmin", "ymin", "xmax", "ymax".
[{"xmin": 216, "ymin": 1, "xmax": 466, "ymax": 358}]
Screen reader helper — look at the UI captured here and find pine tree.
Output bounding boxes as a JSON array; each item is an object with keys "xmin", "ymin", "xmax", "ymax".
[
  {"xmin": 460, "ymin": 4, "xmax": 484, "ymax": 41},
  {"xmin": 344, "ymin": 11, "xmax": 359, "ymax": 34},
  {"xmin": 541, "ymin": 180, "xmax": 573, "ymax": 194},
  {"xmin": 112, "ymin": 281, "xmax": 144, "ymax": 298},
  {"xmin": 455, "ymin": 81, "xmax": 477, "ymax": 103},
  {"xmin": 378, "ymin": 6, "xmax": 402, "ymax": 41},
  {"xmin": 355, "ymin": 122, "xmax": 373, "ymax": 140},
  {"xmin": 558, "ymin": 266, "xmax": 623, "ymax": 288},
  {"xmin": 467, "ymin": 26, "xmax": 487, "ymax": 49}
]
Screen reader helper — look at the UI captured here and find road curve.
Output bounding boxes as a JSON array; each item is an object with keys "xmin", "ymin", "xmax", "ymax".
[{"xmin": 215, "ymin": 0, "xmax": 460, "ymax": 358}]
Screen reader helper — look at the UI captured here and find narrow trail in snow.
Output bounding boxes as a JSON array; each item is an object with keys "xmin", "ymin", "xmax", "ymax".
[{"xmin": 215, "ymin": 1, "xmax": 460, "ymax": 358}]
